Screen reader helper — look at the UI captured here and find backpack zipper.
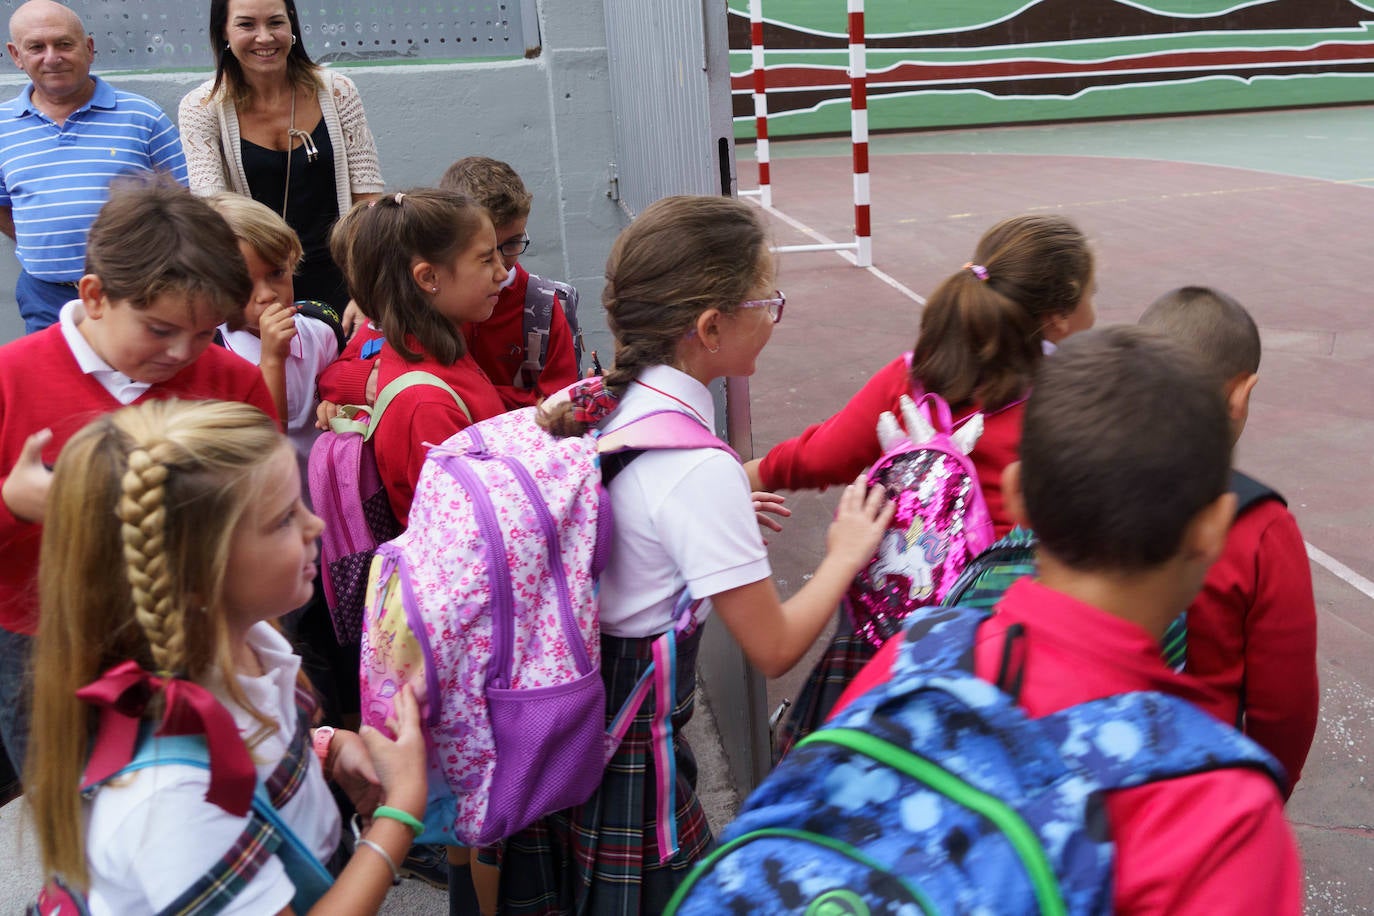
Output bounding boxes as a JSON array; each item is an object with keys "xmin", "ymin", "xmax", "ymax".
[
  {"xmin": 665, "ymin": 827, "xmax": 935, "ymax": 915},
  {"xmin": 800, "ymin": 727, "xmax": 1067, "ymax": 916},
  {"xmin": 436, "ymin": 454, "xmax": 516, "ymax": 690},
  {"xmin": 325, "ymin": 446, "xmax": 358, "ymax": 556},
  {"xmin": 494, "ymin": 455, "xmax": 595, "ymax": 677}
]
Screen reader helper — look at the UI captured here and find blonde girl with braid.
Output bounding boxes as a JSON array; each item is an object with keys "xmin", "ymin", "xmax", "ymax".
[
  {"xmin": 496, "ymin": 195, "xmax": 894, "ymax": 915},
  {"xmin": 27, "ymin": 399, "xmax": 427, "ymax": 915}
]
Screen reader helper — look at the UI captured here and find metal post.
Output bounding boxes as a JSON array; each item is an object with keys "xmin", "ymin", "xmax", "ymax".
[{"xmin": 849, "ymin": 0, "xmax": 872, "ymax": 267}]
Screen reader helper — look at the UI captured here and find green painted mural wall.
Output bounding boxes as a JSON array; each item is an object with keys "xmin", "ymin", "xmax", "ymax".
[{"xmin": 729, "ymin": 0, "xmax": 1374, "ymax": 137}]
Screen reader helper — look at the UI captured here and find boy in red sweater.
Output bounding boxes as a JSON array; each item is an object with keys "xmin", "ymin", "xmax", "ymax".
[
  {"xmin": 1140, "ymin": 286, "xmax": 1319, "ymax": 793},
  {"xmin": 835, "ymin": 327, "xmax": 1302, "ymax": 913},
  {"xmin": 319, "ymin": 157, "xmax": 580, "ymax": 414},
  {"xmin": 0, "ymin": 177, "xmax": 275, "ymax": 779}
]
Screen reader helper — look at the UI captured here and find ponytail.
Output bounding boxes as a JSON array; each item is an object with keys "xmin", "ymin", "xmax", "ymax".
[{"xmin": 912, "ymin": 214, "xmax": 1092, "ymax": 410}]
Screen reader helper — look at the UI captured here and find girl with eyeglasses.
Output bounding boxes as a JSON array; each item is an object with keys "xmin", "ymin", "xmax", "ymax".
[
  {"xmin": 497, "ymin": 194, "xmax": 893, "ymax": 915},
  {"xmin": 744, "ymin": 213, "xmax": 1097, "ymax": 758}
]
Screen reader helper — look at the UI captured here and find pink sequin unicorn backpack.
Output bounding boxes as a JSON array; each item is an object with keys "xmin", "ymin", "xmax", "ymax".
[
  {"xmin": 358, "ymin": 381, "xmax": 736, "ymax": 847},
  {"xmin": 847, "ymin": 389, "xmax": 995, "ymax": 647}
]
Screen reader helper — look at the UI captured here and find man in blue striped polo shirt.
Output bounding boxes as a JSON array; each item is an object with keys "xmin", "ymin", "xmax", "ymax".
[{"xmin": 0, "ymin": 0, "xmax": 187, "ymax": 333}]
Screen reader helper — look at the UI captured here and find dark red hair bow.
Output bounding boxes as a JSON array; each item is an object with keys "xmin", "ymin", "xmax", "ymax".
[
  {"xmin": 569, "ymin": 376, "xmax": 620, "ymax": 425},
  {"xmin": 76, "ymin": 661, "xmax": 256, "ymax": 816}
]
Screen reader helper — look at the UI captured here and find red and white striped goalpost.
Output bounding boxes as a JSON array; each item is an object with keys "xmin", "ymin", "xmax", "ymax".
[{"xmin": 739, "ymin": 0, "xmax": 872, "ymax": 268}]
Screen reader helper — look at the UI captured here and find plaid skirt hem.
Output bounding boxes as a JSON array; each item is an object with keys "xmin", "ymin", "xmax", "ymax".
[{"xmin": 774, "ymin": 609, "xmax": 877, "ymax": 761}]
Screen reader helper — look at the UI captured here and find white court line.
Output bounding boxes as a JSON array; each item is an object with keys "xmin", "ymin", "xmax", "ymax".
[
  {"xmin": 1305, "ymin": 543, "xmax": 1374, "ymax": 603},
  {"xmin": 752, "ymin": 200, "xmax": 927, "ymax": 305}
]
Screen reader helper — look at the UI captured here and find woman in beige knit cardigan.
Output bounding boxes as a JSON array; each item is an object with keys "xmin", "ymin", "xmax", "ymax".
[{"xmin": 179, "ymin": 0, "xmax": 383, "ymax": 313}]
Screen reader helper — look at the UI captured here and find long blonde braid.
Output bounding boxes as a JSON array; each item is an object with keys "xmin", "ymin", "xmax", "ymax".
[{"xmin": 117, "ymin": 444, "xmax": 184, "ymax": 676}]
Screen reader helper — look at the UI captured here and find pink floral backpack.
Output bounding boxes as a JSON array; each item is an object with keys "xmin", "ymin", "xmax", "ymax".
[
  {"xmin": 847, "ymin": 388, "xmax": 995, "ymax": 647},
  {"xmin": 359, "ymin": 383, "xmax": 736, "ymax": 847}
]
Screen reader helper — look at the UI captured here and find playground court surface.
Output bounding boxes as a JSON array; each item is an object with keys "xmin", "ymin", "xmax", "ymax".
[
  {"xmin": 1, "ymin": 105, "xmax": 1371, "ymax": 913},
  {"xmin": 743, "ymin": 103, "xmax": 1374, "ymax": 914}
]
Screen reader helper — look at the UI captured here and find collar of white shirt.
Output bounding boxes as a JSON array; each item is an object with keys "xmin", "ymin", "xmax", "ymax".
[{"xmin": 58, "ymin": 299, "xmax": 153, "ymax": 405}]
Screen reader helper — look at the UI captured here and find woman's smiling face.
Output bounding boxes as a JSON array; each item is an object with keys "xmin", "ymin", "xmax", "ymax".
[{"xmin": 224, "ymin": 0, "xmax": 294, "ymax": 79}]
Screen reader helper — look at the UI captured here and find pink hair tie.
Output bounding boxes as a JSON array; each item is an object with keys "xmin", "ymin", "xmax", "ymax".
[
  {"xmin": 568, "ymin": 376, "xmax": 620, "ymax": 425},
  {"xmin": 963, "ymin": 262, "xmax": 989, "ymax": 281}
]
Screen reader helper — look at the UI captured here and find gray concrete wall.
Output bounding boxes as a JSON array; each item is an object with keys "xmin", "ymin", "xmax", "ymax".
[{"xmin": 0, "ymin": 0, "xmax": 625, "ymax": 350}]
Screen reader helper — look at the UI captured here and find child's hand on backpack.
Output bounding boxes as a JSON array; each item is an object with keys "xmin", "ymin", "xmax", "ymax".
[
  {"xmin": 315, "ymin": 400, "xmax": 341, "ymax": 430},
  {"xmin": 752, "ymin": 490, "xmax": 791, "ymax": 536},
  {"xmin": 258, "ymin": 301, "xmax": 299, "ymax": 365},
  {"xmin": 359, "ymin": 683, "xmax": 427, "ymax": 821},
  {"xmin": 825, "ymin": 473, "xmax": 895, "ymax": 574},
  {"xmin": 328, "ymin": 729, "xmax": 384, "ymax": 816}
]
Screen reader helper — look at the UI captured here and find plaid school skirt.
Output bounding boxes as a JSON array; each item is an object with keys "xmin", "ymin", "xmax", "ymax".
[
  {"xmin": 497, "ymin": 626, "xmax": 712, "ymax": 916},
  {"xmin": 773, "ymin": 602, "xmax": 877, "ymax": 761}
]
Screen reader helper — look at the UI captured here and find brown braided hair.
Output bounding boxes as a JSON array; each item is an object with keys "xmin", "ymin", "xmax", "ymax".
[{"xmin": 541, "ymin": 195, "xmax": 769, "ymax": 437}]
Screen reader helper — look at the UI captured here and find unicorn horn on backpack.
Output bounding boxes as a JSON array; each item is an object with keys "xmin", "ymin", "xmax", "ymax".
[
  {"xmin": 950, "ymin": 413, "xmax": 984, "ymax": 456},
  {"xmin": 898, "ymin": 394, "xmax": 937, "ymax": 444},
  {"xmin": 876, "ymin": 411, "xmax": 907, "ymax": 452}
]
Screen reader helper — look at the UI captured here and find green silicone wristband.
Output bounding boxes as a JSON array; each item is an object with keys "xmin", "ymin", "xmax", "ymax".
[{"xmin": 373, "ymin": 805, "xmax": 424, "ymax": 835}]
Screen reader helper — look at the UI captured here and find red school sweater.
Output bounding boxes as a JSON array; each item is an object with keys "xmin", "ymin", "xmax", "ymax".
[
  {"xmin": 1186, "ymin": 497, "xmax": 1318, "ymax": 793},
  {"xmin": 0, "ymin": 326, "xmax": 276, "ymax": 634},
  {"xmin": 757, "ymin": 354, "xmax": 1024, "ymax": 536},
  {"xmin": 317, "ymin": 264, "xmax": 579, "ymax": 412},
  {"xmin": 464, "ymin": 264, "xmax": 580, "ymax": 410},
  {"xmin": 367, "ymin": 339, "xmax": 505, "ymax": 524},
  {"xmin": 835, "ymin": 579, "xmax": 1303, "ymax": 915}
]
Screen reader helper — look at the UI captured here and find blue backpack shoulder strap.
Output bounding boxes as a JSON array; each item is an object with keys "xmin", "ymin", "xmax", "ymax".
[
  {"xmin": 1043, "ymin": 691, "xmax": 1288, "ymax": 796},
  {"xmin": 98, "ymin": 735, "xmax": 334, "ymax": 914}
]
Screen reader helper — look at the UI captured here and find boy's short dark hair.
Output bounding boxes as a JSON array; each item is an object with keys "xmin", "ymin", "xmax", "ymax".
[
  {"xmin": 438, "ymin": 156, "xmax": 532, "ymax": 227},
  {"xmin": 1139, "ymin": 286, "xmax": 1261, "ymax": 380},
  {"xmin": 1021, "ymin": 326, "xmax": 1232, "ymax": 572},
  {"xmin": 84, "ymin": 174, "xmax": 250, "ymax": 321}
]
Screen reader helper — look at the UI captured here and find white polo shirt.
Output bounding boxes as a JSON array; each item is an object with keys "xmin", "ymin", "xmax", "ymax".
[
  {"xmin": 596, "ymin": 364, "xmax": 771, "ymax": 638},
  {"xmin": 84, "ymin": 623, "xmax": 340, "ymax": 915},
  {"xmin": 217, "ymin": 314, "xmax": 339, "ymax": 494}
]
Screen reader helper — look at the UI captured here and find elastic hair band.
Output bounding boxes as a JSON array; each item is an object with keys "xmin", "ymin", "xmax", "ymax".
[
  {"xmin": 394, "ymin": 192, "xmax": 406, "ymax": 205},
  {"xmin": 963, "ymin": 262, "xmax": 989, "ymax": 282}
]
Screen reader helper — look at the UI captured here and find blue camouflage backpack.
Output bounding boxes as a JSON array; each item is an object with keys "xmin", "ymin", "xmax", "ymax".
[{"xmin": 666, "ymin": 605, "xmax": 1284, "ymax": 916}]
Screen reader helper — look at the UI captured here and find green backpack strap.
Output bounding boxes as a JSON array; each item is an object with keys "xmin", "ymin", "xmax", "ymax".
[{"xmin": 327, "ymin": 370, "xmax": 473, "ymax": 440}]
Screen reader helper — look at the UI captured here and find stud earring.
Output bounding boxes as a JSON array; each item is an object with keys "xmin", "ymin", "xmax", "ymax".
[{"xmin": 431, "ymin": 287, "xmax": 438, "ymax": 294}]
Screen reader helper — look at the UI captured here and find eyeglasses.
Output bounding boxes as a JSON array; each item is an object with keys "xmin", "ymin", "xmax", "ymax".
[
  {"xmin": 739, "ymin": 290, "xmax": 785, "ymax": 323},
  {"xmin": 497, "ymin": 235, "xmax": 531, "ymax": 257}
]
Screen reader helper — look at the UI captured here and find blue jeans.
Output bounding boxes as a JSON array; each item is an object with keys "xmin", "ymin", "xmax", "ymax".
[
  {"xmin": 14, "ymin": 269, "xmax": 78, "ymax": 333},
  {"xmin": 0, "ymin": 626, "xmax": 33, "ymax": 779}
]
